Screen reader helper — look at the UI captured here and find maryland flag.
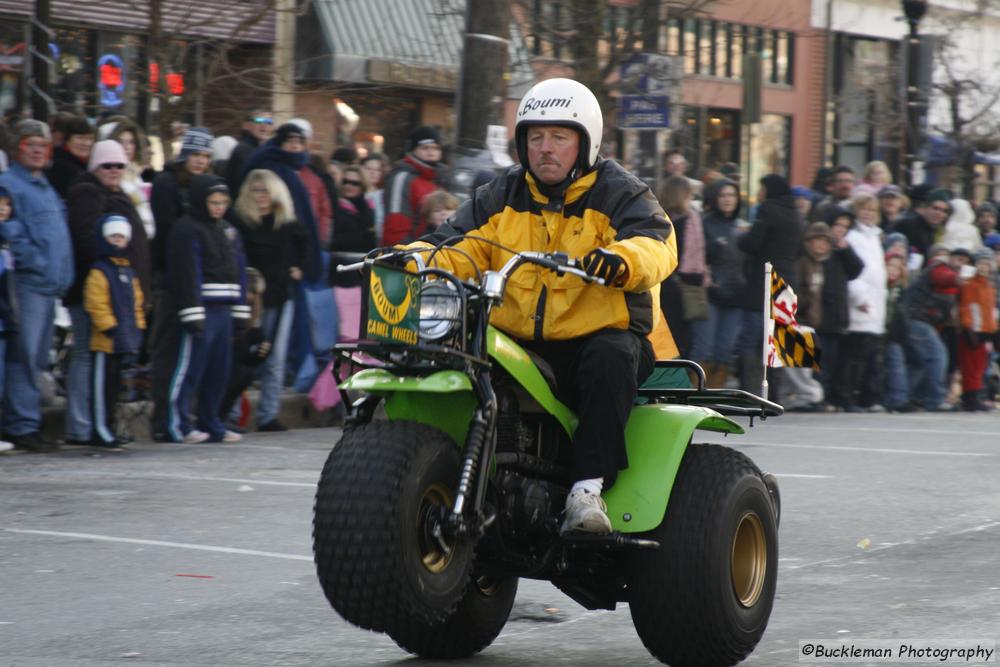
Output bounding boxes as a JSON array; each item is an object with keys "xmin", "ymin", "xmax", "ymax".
[{"xmin": 768, "ymin": 269, "xmax": 821, "ymax": 370}]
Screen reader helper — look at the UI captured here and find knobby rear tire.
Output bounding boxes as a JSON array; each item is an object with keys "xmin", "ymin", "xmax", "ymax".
[{"xmin": 626, "ymin": 443, "xmax": 778, "ymax": 667}]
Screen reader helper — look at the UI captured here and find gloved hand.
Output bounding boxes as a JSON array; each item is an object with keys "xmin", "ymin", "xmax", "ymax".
[
  {"xmin": 181, "ymin": 319, "xmax": 204, "ymax": 336},
  {"xmin": 581, "ymin": 248, "xmax": 627, "ymax": 284}
]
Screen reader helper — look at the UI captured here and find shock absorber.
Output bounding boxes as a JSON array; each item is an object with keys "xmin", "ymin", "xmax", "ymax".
[{"xmin": 451, "ymin": 410, "xmax": 489, "ymax": 526}]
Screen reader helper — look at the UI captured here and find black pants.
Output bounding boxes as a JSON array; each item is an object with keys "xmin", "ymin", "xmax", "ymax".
[
  {"xmin": 149, "ymin": 289, "xmax": 181, "ymax": 439},
  {"xmin": 833, "ymin": 332, "xmax": 882, "ymax": 409},
  {"xmin": 521, "ymin": 329, "xmax": 655, "ymax": 486},
  {"xmin": 91, "ymin": 351, "xmax": 122, "ymax": 445}
]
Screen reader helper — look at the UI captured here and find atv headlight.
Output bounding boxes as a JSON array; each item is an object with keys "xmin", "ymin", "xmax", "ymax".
[{"xmin": 419, "ymin": 281, "xmax": 462, "ymax": 341}]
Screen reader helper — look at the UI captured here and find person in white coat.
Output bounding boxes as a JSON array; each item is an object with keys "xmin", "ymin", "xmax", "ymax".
[
  {"xmin": 941, "ymin": 198, "xmax": 984, "ymax": 253},
  {"xmin": 836, "ymin": 193, "xmax": 888, "ymax": 412}
]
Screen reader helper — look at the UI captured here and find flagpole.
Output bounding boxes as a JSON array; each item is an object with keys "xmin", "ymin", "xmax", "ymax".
[{"xmin": 761, "ymin": 261, "xmax": 772, "ymax": 400}]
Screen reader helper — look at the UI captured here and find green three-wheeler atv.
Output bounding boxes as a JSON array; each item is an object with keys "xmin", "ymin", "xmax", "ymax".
[{"xmin": 313, "ymin": 246, "xmax": 783, "ymax": 667}]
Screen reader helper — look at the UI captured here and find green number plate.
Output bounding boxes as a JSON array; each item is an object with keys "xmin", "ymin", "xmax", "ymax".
[{"xmin": 365, "ymin": 262, "xmax": 421, "ymax": 345}]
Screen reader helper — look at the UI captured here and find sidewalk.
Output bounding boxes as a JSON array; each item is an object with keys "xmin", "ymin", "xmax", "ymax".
[{"xmin": 39, "ymin": 390, "xmax": 343, "ymax": 441}]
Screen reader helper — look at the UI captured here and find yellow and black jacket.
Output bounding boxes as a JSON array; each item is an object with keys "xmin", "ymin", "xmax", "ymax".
[
  {"xmin": 415, "ymin": 160, "xmax": 677, "ymax": 342},
  {"xmin": 84, "ymin": 256, "xmax": 146, "ymax": 354}
]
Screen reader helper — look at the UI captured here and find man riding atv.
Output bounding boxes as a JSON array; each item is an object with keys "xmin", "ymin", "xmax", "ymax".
[{"xmin": 411, "ymin": 78, "xmax": 678, "ymax": 534}]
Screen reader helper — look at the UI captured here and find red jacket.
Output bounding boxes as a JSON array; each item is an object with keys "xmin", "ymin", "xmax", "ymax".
[
  {"xmin": 381, "ymin": 154, "xmax": 443, "ymax": 246},
  {"xmin": 298, "ymin": 166, "xmax": 333, "ymax": 248}
]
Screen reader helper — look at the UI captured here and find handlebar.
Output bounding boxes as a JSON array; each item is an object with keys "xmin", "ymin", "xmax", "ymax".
[{"xmin": 335, "ymin": 248, "xmax": 604, "ymax": 286}]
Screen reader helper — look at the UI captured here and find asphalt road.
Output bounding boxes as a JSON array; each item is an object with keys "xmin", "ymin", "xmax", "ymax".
[{"xmin": 2, "ymin": 411, "xmax": 999, "ymax": 666}]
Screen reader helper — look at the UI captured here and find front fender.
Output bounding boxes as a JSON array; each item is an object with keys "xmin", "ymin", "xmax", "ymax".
[
  {"xmin": 340, "ymin": 369, "xmax": 477, "ymax": 447},
  {"xmin": 604, "ymin": 404, "xmax": 744, "ymax": 533}
]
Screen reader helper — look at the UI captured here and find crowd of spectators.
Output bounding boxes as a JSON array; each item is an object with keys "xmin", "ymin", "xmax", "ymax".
[
  {"xmin": 669, "ymin": 159, "xmax": 1000, "ymax": 413},
  {"xmin": 0, "ymin": 107, "xmax": 454, "ymax": 453}
]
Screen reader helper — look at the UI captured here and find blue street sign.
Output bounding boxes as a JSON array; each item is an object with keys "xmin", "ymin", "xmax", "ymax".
[{"xmin": 619, "ymin": 95, "xmax": 670, "ymax": 129}]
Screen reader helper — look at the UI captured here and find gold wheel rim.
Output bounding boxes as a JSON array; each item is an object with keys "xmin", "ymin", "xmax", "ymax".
[
  {"xmin": 731, "ymin": 511, "xmax": 767, "ymax": 607},
  {"xmin": 417, "ymin": 483, "xmax": 453, "ymax": 574}
]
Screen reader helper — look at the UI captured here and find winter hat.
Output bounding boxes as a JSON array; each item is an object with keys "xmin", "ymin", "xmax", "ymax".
[
  {"xmin": 274, "ymin": 122, "xmax": 306, "ymax": 146},
  {"xmin": 926, "ymin": 243, "xmax": 950, "ymax": 260},
  {"xmin": 926, "ymin": 188, "xmax": 953, "ymax": 206},
  {"xmin": 760, "ymin": 173, "xmax": 792, "ymax": 200},
  {"xmin": 908, "ymin": 183, "xmax": 934, "ymax": 205},
  {"xmin": 791, "ymin": 185, "xmax": 813, "ymax": 199},
  {"xmin": 330, "ymin": 146, "xmax": 358, "ymax": 164},
  {"xmin": 64, "ymin": 116, "xmax": 94, "ymax": 139},
  {"xmin": 14, "ymin": 119, "xmax": 51, "ymax": 145},
  {"xmin": 976, "ymin": 202, "xmax": 998, "ymax": 218},
  {"xmin": 211, "ymin": 135, "xmax": 238, "ymax": 162},
  {"xmin": 408, "ymin": 126, "xmax": 442, "ymax": 151},
  {"xmin": 804, "ymin": 221, "xmax": 832, "ymax": 241},
  {"xmin": 877, "ymin": 184, "xmax": 904, "ymax": 199},
  {"xmin": 983, "ymin": 233, "xmax": 1000, "ymax": 250},
  {"xmin": 179, "ymin": 126, "xmax": 214, "ymax": 158},
  {"xmin": 974, "ymin": 249, "xmax": 995, "ymax": 265},
  {"xmin": 950, "ymin": 247, "xmax": 974, "ymax": 262},
  {"xmin": 101, "ymin": 214, "xmax": 132, "ymax": 242},
  {"xmin": 87, "ymin": 139, "xmax": 128, "ymax": 172},
  {"xmin": 883, "ymin": 232, "xmax": 909, "ymax": 251},
  {"xmin": 289, "ymin": 118, "xmax": 313, "ymax": 140}
]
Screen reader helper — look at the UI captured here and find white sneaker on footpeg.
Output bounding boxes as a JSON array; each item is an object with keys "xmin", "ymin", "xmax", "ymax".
[{"xmin": 561, "ymin": 488, "xmax": 612, "ymax": 534}]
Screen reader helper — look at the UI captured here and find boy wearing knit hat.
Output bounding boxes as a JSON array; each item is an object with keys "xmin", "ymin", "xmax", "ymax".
[
  {"xmin": 381, "ymin": 125, "xmax": 446, "ymax": 245},
  {"xmin": 83, "ymin": 214, "xmax": 146, "ymax": 449}
]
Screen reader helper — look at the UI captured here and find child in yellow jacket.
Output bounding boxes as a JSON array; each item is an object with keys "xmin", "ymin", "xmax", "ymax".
[
  {"xmin": 84, "ymin": 215, "xmax": 146, "ymax": 449},
  {"xmin": 958, "ymin": 250, "xmax": 999, "ymax": 411}
]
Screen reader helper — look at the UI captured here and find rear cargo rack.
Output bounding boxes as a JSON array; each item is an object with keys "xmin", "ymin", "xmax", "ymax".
[{"xmin": 637, "ymin": 360, "xmax": 784, "ymax": 421}]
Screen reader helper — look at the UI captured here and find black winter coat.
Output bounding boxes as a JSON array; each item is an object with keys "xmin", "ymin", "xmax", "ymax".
[
  {"xmin": 225, "ymin": 131, "xmax": 261, "ymax": 194},
  {"xmin": 798, "ymin": 245, "xmax": 865, "ymax": 334},
  {"xmin": 167, "ymin": 176, "xmax": 249, "ymax": 330},
  {"xmin": 737, "ymin": 195, "xmax": 805, "ymax": 311},
  {"xmin": 701, "ymin": 179, "xmax": 746, "ymax": 307},
  {"xmin": 234, "ymin": 212, "xmax": 311, "ymax": 308},
  {"xmin": 330, "ymin": 195, "xmax": 376, "ymax": 287},
  {"xmin": 151, "ymin": 164, "xmax": 195, "ymax": 278},
  {"xmin": 893, "ymin": 210, "xmax": 936, "ymax": 261},
  {"xmin": 46, "ymin": 146, "xmax": 88, "ymax": 200},
  {"xmin": 64, "ymin": 172, "xmax": 152, "ymax": 307}
]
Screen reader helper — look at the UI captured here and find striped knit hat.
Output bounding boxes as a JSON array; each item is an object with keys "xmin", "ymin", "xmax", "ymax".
[{"xmin": 179, "ymin": 126, "xmax": 214, "ymax": 158}]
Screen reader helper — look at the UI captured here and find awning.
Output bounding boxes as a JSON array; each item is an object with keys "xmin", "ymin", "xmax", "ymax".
[{"xmin": 295, "ymin": 0, "xmax": 533, "ymax": 97}]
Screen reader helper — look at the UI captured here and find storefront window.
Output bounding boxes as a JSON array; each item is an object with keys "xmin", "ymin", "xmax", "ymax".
[
  {"xmin": 714, "ymin": 21, "xmax": 728, "ymax": 78},
  {"xmin": 0, "ymin": 22, "xmax": 27, "ymax": 116},
  {"xmin": 704, "ymin": 109, "xmax": 740, "ymax": 169},
  {"xmin": 666, "ymin": 19, "xmax": 681, "ymax": 56},
  {"xmin": 752, "ymin": 113, "xmax": 791, "ymax": 178},
  {"xmin": 51, "ymin": 27, "xmax": 93, "ymax": 114},
  {"xmin": 683, "ymin": 19, "xmax": 697, "ymax": 75}
]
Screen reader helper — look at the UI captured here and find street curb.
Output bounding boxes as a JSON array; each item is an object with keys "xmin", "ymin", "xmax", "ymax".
[{"xmin": 40, "ymin": 391, "xmax": 343, "ymax": 441}]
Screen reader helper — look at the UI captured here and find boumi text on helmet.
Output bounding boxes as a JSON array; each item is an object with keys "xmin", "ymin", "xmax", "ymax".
[{"xmin": 515, "ymin": 78, "xmax": 603, "ymax": 173}]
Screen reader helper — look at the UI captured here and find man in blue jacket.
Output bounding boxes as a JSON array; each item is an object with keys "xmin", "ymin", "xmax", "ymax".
[{"xmin": 0, "ymin": 120, "xmax": 74, "ymax": 452}]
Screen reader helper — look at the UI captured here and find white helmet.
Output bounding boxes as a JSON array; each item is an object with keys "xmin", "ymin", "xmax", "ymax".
[{"xmin": 515, "ymin": 78, "xmax": 603, "ymax": 173}]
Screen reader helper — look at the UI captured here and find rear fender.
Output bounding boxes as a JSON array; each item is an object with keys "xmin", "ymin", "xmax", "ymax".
[
  {"xmin": 340, "ymin": 369, "xmax": 477, "ymax": 446},
  {"xmin": 604, "ymin": 404, "xmax": 744, "ymax": 533}
]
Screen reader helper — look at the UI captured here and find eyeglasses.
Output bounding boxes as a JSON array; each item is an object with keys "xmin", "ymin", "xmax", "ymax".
[
  {"xmin": 249, "ymin": 187, "xmax": 269, "ymax": 194},
  {"xmin": 99, "ymin": 163, "xmax": 126, "ymax": 171},
  {"xmin": 931, "ymin": 205, "xmax": 951, "ymax": 213},
  {"xmin": 342, "ymin": 179, "xmax": 363, "ymax": 187},
  {"xmin": 252, "ymin": 117, "xmax": 273, "ymax": 125}
]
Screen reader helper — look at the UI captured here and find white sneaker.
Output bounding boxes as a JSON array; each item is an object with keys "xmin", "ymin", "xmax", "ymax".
[
  {"xmin": 561, "ymin": 488, "xmax": 612, "ymax": 534},
  {"xmin": 222, "ymin": 430, "xmax": 243, "ymax": 443},
  {"xmin": 0, "ymin": 440, "xmax": 13, "ymax": 453},
  {"xmin": 182, "ymin": 430, "xmax": 210, "ymax": 444}
]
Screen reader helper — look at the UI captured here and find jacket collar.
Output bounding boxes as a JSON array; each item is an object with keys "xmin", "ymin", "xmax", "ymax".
[
  {"xmin": 402, "ymin": 154, "xmax": 441, "ymax": 179},
  {"xmin": 525, "ymin": 168, "xmax": 598, "ymax": 209}
]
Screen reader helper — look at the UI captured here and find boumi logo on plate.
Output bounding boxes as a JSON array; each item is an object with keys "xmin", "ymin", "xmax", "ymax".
[{"xmin": 367, "ymin": 264, "xmax": 420, "ymax": 345}]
